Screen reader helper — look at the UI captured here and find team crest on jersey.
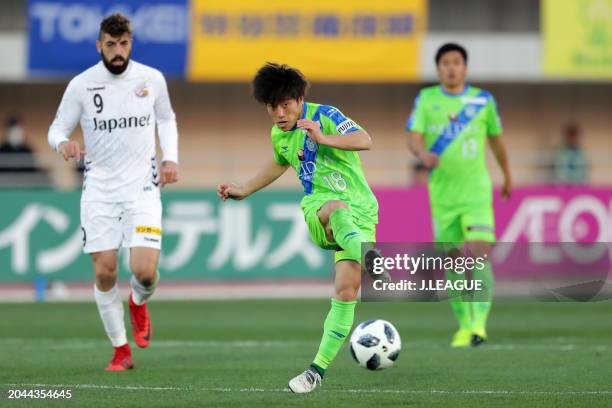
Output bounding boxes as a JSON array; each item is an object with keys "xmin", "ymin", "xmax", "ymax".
[
  {"xmin": 135, "ymin": 86, "xmax": 149, "ymax": 97},
  {"xmin": 297, "ymin": 149, "xmax": 305, "ymax": 161},
  {"xmin": 305, "ymin": 137, "xmax": 317, "ymax": 152},
  {"xmin": 464, "ymin": 105, "xmax": 477, "ymax": 118}
]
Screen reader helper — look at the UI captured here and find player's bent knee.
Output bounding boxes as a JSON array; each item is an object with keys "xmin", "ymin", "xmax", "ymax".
[
  {"xmin": 91, "ymin": 253, "xmax": 118, "ymax": 283},
  {"xmin": 95, "ymin": 269, "xmax": 117, "ymax": 285},
  {"xmin": 137, "ymin": 275, "xmax": 156, "ymax": 288},
  {"xmin": 325, "ymin": 200, "xmax": 348, "ymax": 214},
  {"xmin": 131, "ymin": 262, "xmax": 157, "ymax": 285},
  {"xmin": 93, "ymin": 267, "xmax": 118, "ymax": 290},
  {"xmin": 130, "ymin": 254, "xmax": 158, "ymax": 283},
  {"xmin": 335, "ymin": 287, "xmax": 358, "ymax": 302},
  {"xmin": 318, "ymin": 200, "xmax": 349, "ymax": 225}
]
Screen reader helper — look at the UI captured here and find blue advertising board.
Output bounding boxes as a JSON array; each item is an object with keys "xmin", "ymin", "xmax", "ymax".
[{"xmin": 28, "ymin": 0, "xmax": 188, "ymax": 78}]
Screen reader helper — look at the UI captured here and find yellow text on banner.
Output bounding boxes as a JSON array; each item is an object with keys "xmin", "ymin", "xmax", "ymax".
[{"xmin": 188, "ymin": 0, "xmax": 427, "ymax": 82}]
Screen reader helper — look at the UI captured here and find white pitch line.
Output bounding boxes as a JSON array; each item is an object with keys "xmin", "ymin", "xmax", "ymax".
[
  {"xmin": 3, "ymin": 383, "xmax": 188, "ymax": 391},
  {"xmin": 0, "ymin": 338, "xmax": 609, "ymax": 352},
  {"xmin": 3, "ymin": 383, "xmax": 612, "ymax": 396},
  {"xmin": 0, "ymin": 339, "xmax": 315, "ymax": 350}
]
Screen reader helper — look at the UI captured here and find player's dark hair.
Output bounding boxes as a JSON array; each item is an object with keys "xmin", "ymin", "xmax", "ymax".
[
  {"xmin": 252, "ymin": 63, "xmax": 309, "ymax": 106},
  {"xmin": 435, "ymin": 43, "xmax": 468, "ymax": 65},
  {"xmin": 99, "ymin": 13, "xmax": 132, "ymax": 40}
]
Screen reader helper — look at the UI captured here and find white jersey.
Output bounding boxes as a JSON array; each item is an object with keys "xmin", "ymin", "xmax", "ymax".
[{"xmin": 48, "ymin": 60, "xmax": 178, "ymax": 202}]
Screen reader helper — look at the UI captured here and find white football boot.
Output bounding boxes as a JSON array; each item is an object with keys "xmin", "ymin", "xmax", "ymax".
[{"xmin": 288, "ymin": 367, "xmax": 322, "ymax": 394}]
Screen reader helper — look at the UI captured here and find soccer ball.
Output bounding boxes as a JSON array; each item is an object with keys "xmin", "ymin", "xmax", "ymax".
[{"xmin": 349, "ymin": 319, "xmax": 401, "ymax": 370}]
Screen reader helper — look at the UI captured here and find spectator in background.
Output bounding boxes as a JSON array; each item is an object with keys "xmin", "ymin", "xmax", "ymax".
[
  {"xmin": 0, "ymin": 115, "xmax": 40, "ymax": 173},
  {"xmin": 552, "ymin": 123, "xmax": 589, "ymax": 185}
]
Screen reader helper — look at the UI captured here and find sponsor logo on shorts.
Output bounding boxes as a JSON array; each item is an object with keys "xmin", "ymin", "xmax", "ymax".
[
  {"xmin": 144, "ymin": 237, "xmax": 160, "ymax": 243},
  {"xmin": 466, "ymin": 225, "xmax": 494, "ymax": 232},
  {"xmin": 135, "ymin": 226, "xmax": 162, "ymax": 235}
]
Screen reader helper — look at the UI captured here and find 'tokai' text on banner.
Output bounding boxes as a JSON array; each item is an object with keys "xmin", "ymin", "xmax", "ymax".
[{"xmin": 28, "ymin": 0, "xmax": 188, "ymax": 77}]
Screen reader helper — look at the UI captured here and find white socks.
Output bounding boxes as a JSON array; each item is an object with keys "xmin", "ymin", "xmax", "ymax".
[
  {"xmin": 94, "ymin": 284, "xmax": 127, "ymax": 347},
  {"xmin": 94, "ymin": 274, "xmax": 158, "ymax": 347},
  {"xmin": 130, "ymin": 272, "xmax": 159, "ymax": 306}
]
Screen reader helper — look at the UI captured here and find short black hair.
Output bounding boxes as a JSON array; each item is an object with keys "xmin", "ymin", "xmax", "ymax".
[
  {"xmin": 99, "ymin": 13, "xmax": 132, "ymax": 40},
  {"xmin": 252, "ymin": 63, "xmax": 309, "ymax": 106},
  {"xmin": 435, "ymin": 43, "xmax": 468, "ymax": 65}
]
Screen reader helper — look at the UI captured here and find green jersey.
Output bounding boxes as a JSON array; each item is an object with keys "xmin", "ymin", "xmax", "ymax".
[
  {"xmin": 271, "ymin": 102, "xmax": 378, "ymax": 224},
  {"xmin": 406, "ymin": 85, "xmax": 502, "ymax": 208}
]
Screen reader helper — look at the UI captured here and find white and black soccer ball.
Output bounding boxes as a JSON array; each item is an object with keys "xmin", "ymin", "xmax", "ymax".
[{"xmin": 350, "ymin": 319, "xmax": 401, "ymax": 370}]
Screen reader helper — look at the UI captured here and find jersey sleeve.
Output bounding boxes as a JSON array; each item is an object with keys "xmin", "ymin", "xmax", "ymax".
[
  {"xmin": 486, "ymin": 95, "xmax": 503, "ymax": 137},
  {"xmin": 318, "ymin": 106, "xmax": 363, "ymax": 136},
  {"xmin": 273, "ymin": 148, "xmax": 288, "ymax": 165},
  {"xmin": 406, "ymin": 91, "xmax": 426, "ymax": 133},
  {"xmin": 48, "ymin": 78, "xmax": 82, "ymax": 152},
  {"xmin": 153, "ymin": 71, "xmax": 179, "ymax": 163},
  {"xmin": 271, "ymin": 131, "xmax": 289, "ymax": 165}
]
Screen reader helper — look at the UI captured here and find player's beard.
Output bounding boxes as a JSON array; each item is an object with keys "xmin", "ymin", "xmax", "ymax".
[{"xmin": 101, "ymin": 51, "xmax": 131, "ymax": 75}]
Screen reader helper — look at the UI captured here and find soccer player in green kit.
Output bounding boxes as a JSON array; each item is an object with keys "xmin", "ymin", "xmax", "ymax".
[
  {"xmin": 218, "ymin": 63, "xmax": 380, "ymax": 393},
  {"xmin": 406, "ymin": 43, "xmax": 512, "ymax": 347}
]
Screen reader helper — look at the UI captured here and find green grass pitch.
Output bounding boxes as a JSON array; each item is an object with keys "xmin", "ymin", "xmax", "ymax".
[{"xmin": 1, "ymin": 299, "xmax": 611, "ymax": 407}]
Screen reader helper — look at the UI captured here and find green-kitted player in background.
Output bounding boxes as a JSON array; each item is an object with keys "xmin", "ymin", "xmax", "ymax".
[
  {"xmin": 218, "ymin": 63, "xmax": 379, "ymax": 393},
  {"xmin": 406, "ymin": 43, "xmax": 512, "ymax": 347}
]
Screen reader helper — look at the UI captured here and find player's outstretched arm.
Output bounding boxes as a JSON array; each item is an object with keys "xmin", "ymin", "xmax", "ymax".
[
  {"xmin": 488, "ymin": 135, "xmax": 512, "ymax": 199},
  {"xmin": 297, "ymin": 119, "xmax": 371, "ymax": 151},
  {"xmin": 217, "ymin": 158, "xmax": 289, "ymax": 201},
  {"xmin": 408, "ymin": 131, "xmax": 439, "ymax": 168}
]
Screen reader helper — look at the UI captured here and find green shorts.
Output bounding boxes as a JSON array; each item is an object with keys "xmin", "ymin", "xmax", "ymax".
[
  {"xmin": 303, "ymin": 202, "xmax": 376, "ymax": 264},
  {"xmin": 431, "ymin": 204, "xmax": 495, "ymax": 244}
]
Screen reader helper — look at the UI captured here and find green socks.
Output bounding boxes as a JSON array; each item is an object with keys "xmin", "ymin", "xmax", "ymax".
[
  {"xmin": 445, "ymin": 269, "xmax": 473, "ymax": 331},
  {"xmin": 446, "ymin": 260, "xmax": 495, "ymax": 334},
  {"xmin": 312, "ymin": 298, "xmax": 357, "ymax": 375},
  {"xmin": 310, "ymin": 209, "xmax": 362, "ymax": 375},
  {"xmin": 471, "ymin": 260, "xmax": 494, "ymax": 334},
  {"xmin": 328, "ymin": 208, "xmax": 364, "ymax": 261}
]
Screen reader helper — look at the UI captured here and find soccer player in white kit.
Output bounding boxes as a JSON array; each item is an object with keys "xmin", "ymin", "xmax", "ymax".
[{"xmin": 47, "ymin": 14, "xmax": 179, "ymax": 371}]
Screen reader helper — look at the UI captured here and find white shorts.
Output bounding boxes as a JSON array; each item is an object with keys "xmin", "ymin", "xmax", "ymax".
[{"xmin": 80, "ymin": 198, "xmax": 162, "ymax": 254}]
